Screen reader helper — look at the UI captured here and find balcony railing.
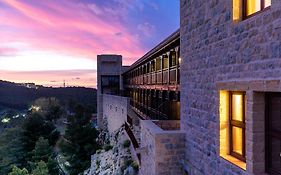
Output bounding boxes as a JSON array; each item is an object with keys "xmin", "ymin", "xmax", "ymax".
[{"xmin": 124, "ymin": 66, "xmax": 180, "ymax": 87}]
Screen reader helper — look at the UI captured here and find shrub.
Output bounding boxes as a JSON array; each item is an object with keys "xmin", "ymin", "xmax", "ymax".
[
  {"xmin": 96, "ymin": 160, "xmax": 100, "ymax": 167},
  {"xmin": 96, "ymin": 149, "xmax": 102, "ymax": 154},
  {"xmin": 123, "ymin": 140, "xmax": 131, "ymax": 148},
  {"xmin": 131, "ymin": 161, "xmax": 139, "ymax": 171},
  {"xmin": 103, "ymin": 144, "xmax": 113, "ymax": 151},
  {"xmin": 124, "ymin": 158, "xmax": 133, "ymax": 167}
]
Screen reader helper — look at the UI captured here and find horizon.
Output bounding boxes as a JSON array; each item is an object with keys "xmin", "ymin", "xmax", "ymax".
[{"xmin": 0, "ymin": 0, "xmax": 180, "ymax": 88}]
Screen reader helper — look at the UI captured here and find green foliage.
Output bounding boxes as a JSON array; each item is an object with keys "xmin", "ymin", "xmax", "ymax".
[
  {"xmin": 33, "ymin": 98, "xmax": 64, "ymax": 121},
  {"xmin": 22, "ymin": 113, "xmax": 58, "ymax": 159},
  {"xmin": 96, "ymin": 149, "xmax": 102, "ymax": 154},
  {"xmin": 31, "ymin": 161, "xmax": 49, "ymax": 175},
  {"xmin": 8, "ymin": 166, "xmax": 29, "ymax": 175},
  {"xmin": 103, "ymin": 144, "xmax": 113, "ymax": 151},
  {"xmin": 124, "ymin": 158, "xmax": 133, "ymax": 167},
  {"xmin": 131, "ymin": 161, "xmax": 139, "ymax": 172},
  {"xmin": 95, "ymin": 160, "xmax": 100, "ymax": 167},
  {"xmin": 0, "ymin": 127, "xmax": 26, "ymax": 175},
  {"xmin": 46, "ymin": 157, "xmax": 59, "ymax": 175},
  {"xmin": 31, "ymin": 137, "xmax": 59, "ymax": 175},
  {"xmin": 123, "ymin": 140, "xmax": 131, "ymax": 148},
  {"xmin": 60, "ymin": 104, "xmax": 100, "ymax": 175},
  {"xmin": 32, "ymin": 137, "xmax": 52, "ymax": 163}
]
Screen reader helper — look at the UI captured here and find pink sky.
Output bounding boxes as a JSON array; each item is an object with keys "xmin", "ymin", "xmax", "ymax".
[{"xmin": 0, "ymin": 0, "xmax": 179, "ymax": 88}]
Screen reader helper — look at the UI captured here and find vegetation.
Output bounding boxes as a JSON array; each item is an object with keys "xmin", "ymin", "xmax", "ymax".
[
  {"xmin": 0, "ymin": 94, "xmax": 98, "ymax": 175},
  {"xmin": 0, "ymin": 127, "xmax": 25, "ymax": 174},
  {"xmin": 9, "ymin": 161, "xmax": 49, "ymax": 175},
  {"xmin": 8, "ymin": 166, "xmax": 29, "ymax": 175},
  {"xmin": 103, "ymin": 144, "xmax": 113, "ymax": 151},
  {"xmin": 60, "ymin": 104, "xmax": 100, "ymax": 175},
  {"xmin": 131, "ymin": 161, "xmax": 139, "ymax": 172},
  {"xmin": 0, "ymin": 80, "xmax": 97, "ymax": 112},
  {"xmin": 33, "ymin": 98, "xmax": 64, "ymax": 121},
  {"xmin": 123, "ymin": 140, "xmax": 131, "ymax": 148}
]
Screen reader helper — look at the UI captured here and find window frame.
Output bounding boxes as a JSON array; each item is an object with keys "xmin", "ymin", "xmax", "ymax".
[
  {"xmin": 243, "ymin": 0, "xmax": 271, "ymax": 19},
  {"xmin": 229, "ymin": 91, "xmax": 246, "ymax": 162}
]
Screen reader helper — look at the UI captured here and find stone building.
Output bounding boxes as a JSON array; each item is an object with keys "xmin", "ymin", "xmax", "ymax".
[
  {"xmin": 97, "ymin": 0, "xmax": 281, "ymax": 174},
  {"xmin": 181, "ymin": 0, "xmax": 280, "ymax": 174}
]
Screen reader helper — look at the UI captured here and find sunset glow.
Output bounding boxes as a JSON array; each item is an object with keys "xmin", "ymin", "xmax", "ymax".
[{"xmin": 0, "ymin": 0, "xmax": 179, "ymax": 87}]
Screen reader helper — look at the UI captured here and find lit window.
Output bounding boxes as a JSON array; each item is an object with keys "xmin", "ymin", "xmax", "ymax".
[
  {"xmin": 230, "ymin": 92, "xmax": 246, "ymax": 162},
  {"xmin": 220, "ymin": 91, "xmax": 246, "ymax": 170},
  {"xmin": 233, "ymin": 0, "xmax": 271, "ymax": 21}
]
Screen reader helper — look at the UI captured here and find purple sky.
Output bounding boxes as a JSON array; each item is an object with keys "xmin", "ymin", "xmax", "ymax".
[{"xmin": 0, "ymin": 0, "xmax": 179, "ymax": 87}]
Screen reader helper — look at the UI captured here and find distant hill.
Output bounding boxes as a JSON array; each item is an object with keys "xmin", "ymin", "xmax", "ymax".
[{"xmin": 0, "ymin": 80, "xmax": 97, "ymax": 112}]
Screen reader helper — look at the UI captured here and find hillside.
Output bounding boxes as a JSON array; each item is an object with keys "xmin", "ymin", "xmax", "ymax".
[{"xmin": 0, "ymin": 80, "xmax": 97, "ymax": 111}]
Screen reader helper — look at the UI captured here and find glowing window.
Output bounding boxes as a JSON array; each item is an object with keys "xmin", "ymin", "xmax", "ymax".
[
  {"xmin": 246, "ymin": 0, "xmax": 271, "ymax": 17},
  {"xmin": 220, "ymin": 91, "xmax": 246, "ymax": 170},
  {"xmin": 230, "ymin": 92, "xmax": 246, "ymax": 162},
  {"xmin": 233, "ymin": 0, "xmax": 271, "ymax": 21}
]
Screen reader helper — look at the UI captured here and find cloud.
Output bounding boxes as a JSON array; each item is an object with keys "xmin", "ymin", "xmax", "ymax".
[
  {"xmin": 0, "ymin": 47, "xmax": 18, "ymax": 56},
  {"xmin": 115, "ymin": 32, "xmax": 123, "ymax": 37},
  {"xmin": 0, "ymin": 0, "xmax": 180, "ymax": 87},
  {"xmin": 0, "ymin": 0, "xmax": 145, "ymax": 64},
  {"xmin": 87, "ymin": 3, "xmax": 102, "ymax": 15},
  {"xmin": 137, "ymin": 22, "xmax": 155, "ymax": 37}
]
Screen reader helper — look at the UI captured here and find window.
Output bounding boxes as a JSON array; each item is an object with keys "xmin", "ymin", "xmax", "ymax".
[
  {"xmin": 219, "ymin": 91, "xmax": 246, "ymax": 170},
  {"xmin": 233, "ymin": 0, "xmax": 271, "ymax": 21},
  {"xmin": 229, "ymin": 92, "xmax": 246, "ymax": 162},
  {"xmin": 163, "ymin": 56, "xmax": 169, "ymax": 69},
  {"xmin": 156, "ymin": 57, "xmax": 161, "ymax": 71},
  {"xmin": 170, "ymin": 51, "xmax": 177, "ymax": 67},
  {"xmin": 101, "ymin": 75, "xmax": 119, "ymax": 95}
]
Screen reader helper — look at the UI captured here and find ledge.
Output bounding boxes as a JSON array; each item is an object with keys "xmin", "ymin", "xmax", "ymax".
[{"xmin": 221, "ymin": 155, "xmax": 246, "ymax": 170}]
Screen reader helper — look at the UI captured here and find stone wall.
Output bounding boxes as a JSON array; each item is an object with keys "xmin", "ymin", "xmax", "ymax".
[
  {"xmin": 103, "ymin": 94, "xmax": 129, "ymax": 133},
  {"xmin": 140, "ymin": 120, "xmax": 185, "ymax": 175},
  {"xmin": 180, "ymin": 0, "xmax": 281, "ymax": 174},
  {"xmin": 97, "ymin": 54, "xmax": 122, "ymax": 129}
]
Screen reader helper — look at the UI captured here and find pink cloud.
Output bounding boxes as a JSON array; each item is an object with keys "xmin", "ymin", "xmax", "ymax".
[
  {"xmin": 0, "ymin": 47, "xmax": 18, "ymax": 56},
  {"xmin": 0, "ymin": 0, "xmax": 145, "ymax": 62}
]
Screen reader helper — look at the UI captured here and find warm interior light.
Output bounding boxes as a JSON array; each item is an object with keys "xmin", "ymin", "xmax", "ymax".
[
  {"xmin": 178, "ymin": 57, "xmax": 182, "ymax": 64},
  {"xmin": 265, "ymin": 0, "xmax": 271, "ymax": 8},
  {"xmin": 219, "ymin": 91, "xmax": 246, "ymax": 170},
  {"xmin": 232, "ymin": 94, "xmax": 243, "ymax": 122},
  {"xmin": 220, "ymin": 91, "xmax": 229, "ymax": 156},
  {"xmin": 247, "ymin": 0, "xmax": 261, "ymax": 16},
  {"xmin": 233, "ymin": 0, "xmax": 242, "ymax": 21},
  {"xmin": 232, "ymin": 126, "xmax": 243, "ymax": 155}
]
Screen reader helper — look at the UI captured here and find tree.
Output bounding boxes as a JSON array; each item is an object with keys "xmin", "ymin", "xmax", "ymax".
[
  {"xmin": 33, "ymin": 97, "xmax": 63, "ymax": 121},
  {"xmin": 60, "ymin": 104, "xmax": 100, "ymax": 175},
  {"xmin": 8, "ymin": 166, "xmax": 29, "ymax": 175},
  {"xmin": 46, "ymin": 157, "xmax": 59, "ymax": 175},
  {"xmin": 22, "ymin": 113, "xmax": 58, "ymax": 155},
  {"xmin": 31, "ymin": 161, "xmax": 49, "ymax": 175},
  {"xmin": 32, "ymin": 137, "xmax": 52, "ymax": 163},
  {"xmin": 0, "ymin": 127, "xmax": 26, "ymax": 175},
  {"xmin": 31, "ymin": 137, "xmax": 59, "ymax": 175}
]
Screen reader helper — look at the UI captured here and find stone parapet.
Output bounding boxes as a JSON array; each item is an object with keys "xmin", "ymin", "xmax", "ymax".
[
  {"xmin": 103, "ymin": 94, "xmax": 129, "ymax": 133},
  {"xmin": 140, "ymin": 120, "xmax": 185, "ymax": 175}
]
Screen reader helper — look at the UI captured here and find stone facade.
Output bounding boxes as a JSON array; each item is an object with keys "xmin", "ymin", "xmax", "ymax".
[
  {"xmin": 140, "ymin": 120, "xmax": 185, "ymax": 175},
  {"xmin": 180, "ymin": 0, "xmax": 281, "ymax": 174},
  {"xmin": 103, "ymin": 94, "xmax": 129, "ymax": 133}
]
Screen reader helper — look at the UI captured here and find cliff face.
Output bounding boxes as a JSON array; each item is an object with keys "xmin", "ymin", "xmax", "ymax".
[
  {"xmin": 84, "ymin": 126, "xmax": 139, "ymax": 175},
  {"xmin": 0, "ymin": 80, "xmax": 97, "ymax": 111}
]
